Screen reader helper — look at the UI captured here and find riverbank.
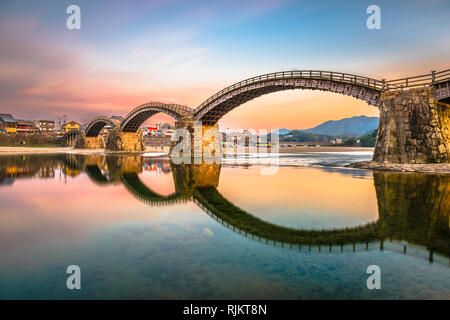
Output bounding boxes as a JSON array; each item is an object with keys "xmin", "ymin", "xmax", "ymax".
[
  {"xmin": 224, "ymin": 146, "xmax": 374, "ymax": 153},
  {"xmin": 346, "ymin": 161, "xmax": 450, "ymax": 174},
  {"xmin": 278, "ymin": 146, "xmax": 373, "ymax": 153},
  {"xmin": 0, "ymin": 146, "xmax": 372, "ymax": 155},
  {"xmin": 2, "ymin": 147, "xmax": 449, "ymax": 174},
  {"xmin": 0, "ymin": 147, "xmax": 76, "ymax": 154},
  {"xmin": 0, "ymin": 146, "xmax": 169, "ymax": 156}
]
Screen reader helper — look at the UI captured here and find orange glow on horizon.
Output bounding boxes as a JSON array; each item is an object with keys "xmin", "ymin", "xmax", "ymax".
[
  {"xmin": 217, "ymin": 165, "xmax": 379, "ymax": 227},
  {"xmin": 218, "ymin": 90, "xmax": 380, "ymax": 130}
]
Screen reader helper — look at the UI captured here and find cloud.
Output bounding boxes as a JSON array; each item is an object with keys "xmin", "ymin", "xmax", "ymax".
[
  {"xmin": 0, "ymin": 16, "xmax": 214, "ymax": 122},
  {"xmin": 0, "ymin": 0, "xmax": 447, "ymax": 128}
]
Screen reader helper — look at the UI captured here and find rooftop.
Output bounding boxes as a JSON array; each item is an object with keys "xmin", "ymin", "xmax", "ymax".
[
  {"xmin": 64, "ymin": 121, "xmax": 80, "ymax": 125},
  {"xmin": 16, "ymin": 119, "xmax": 35, "ymax": 125},
  {"xmin": 0, "ymin": 114, "xmax": 17, "ymax": 123}
]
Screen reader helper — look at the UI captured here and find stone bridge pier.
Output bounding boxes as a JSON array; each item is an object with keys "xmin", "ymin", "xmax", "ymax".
[
  {"xmin": 171, "ymin": 162, "xmax": 221, "ymax": 194},
  {"xmin": 374, "ymin": 87, "xmax": 450, "ymax": 163},
  {"xmin": 74, "ymin": 134, "xmax": 106, "ymax": 149},
  {"xmin": 169, "ymin": 115, "xmax": 222, "ymax": 162},
  {"xmin": 105, "ymin": 128, "xmax": 146, "ymax": 152}
]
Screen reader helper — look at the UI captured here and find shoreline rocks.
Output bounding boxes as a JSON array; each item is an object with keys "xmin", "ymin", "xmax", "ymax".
[{"xmin": 345, "ymin": 160, "xmax": 450, "ymax": 174}]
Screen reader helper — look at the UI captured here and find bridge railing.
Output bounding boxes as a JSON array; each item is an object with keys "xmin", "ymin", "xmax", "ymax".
[
  {"xmin": 195, "ymin": 70, "xmax": 384, "ymax": 113},
  {"xmin": 122, "ymin": 102, "xmax": 193, "ymax": 123},
  {"xmin": 172, "ymin": 104, "xmax": 194, "ymax": 113},
  {"xmin": 385, "ymin": 69, "xmax": 450, "ymax": 91}
]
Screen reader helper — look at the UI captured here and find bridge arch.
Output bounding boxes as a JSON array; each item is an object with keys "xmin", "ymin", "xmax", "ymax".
[
  {"xmin": 194, "ymin": 70, "xmax": 384, "ymax": 125},
  {"xmin": 85, "ymin": 165, "xmax": 115, "ymax": 185},
  {"xmin": 120, "ymin": 102, "xmax": 193, "ymax": 132},
  {"xmin": 121, "ymin": 172, "xmax": 191, "ymax": 206},
  {"xmin": 85, "ymin": 116, "xmax": 119, "ymax": 137},
  {"xmin": 62, "ymin": 130, "xmax": 83, "ymax": 147},
  {"xmin": 62, "ymin": 129, "xmax": 82, "ymax": 140},
  {"xmin": 193, "ymin": 186, "xmax": 380, "ymax": 246}
]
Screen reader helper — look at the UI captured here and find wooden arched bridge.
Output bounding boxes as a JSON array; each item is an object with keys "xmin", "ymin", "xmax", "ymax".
[
  {"xmin": 194, "ymin": 70, "xmax": 385, "ymax": 125},
  {"xmin": 64, "ymin": 68, "xmax": 450, "ymax": 163}
]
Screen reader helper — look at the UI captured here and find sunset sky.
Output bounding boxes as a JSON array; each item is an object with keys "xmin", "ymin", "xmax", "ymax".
[{"xmin": 0, "ymin": 0, "xmax": 449, "ymax": 130}]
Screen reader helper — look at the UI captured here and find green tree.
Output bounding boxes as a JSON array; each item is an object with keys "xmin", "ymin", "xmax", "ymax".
[
  {"xmin": 360, "ymin": 129, "xmax": 377, "ymax": 147},
  {"xmin": 344, "ymin": 137, "xmax": 357, "ymax": 146}
]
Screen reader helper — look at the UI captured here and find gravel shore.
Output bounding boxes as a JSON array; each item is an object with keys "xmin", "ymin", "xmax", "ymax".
[
  {"xmin": 224, "ymin": 146, "xmax": 374, "ymax": 153},
  {"xmin": 278, "ymin": 146, "xmax": 373, "ymax": 153},
  {"xmin": 346, "ymin": 161, "xmax": 450, "ymax": 174}
]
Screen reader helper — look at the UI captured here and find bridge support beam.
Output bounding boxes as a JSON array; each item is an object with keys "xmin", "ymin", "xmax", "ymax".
[
  {"xmin": 105, "ymin": 129, "xmax": 146, "ymax": 152},
  {"xmin": 374, "ymin": 87, "xmax": 450, "ymax": 163}
]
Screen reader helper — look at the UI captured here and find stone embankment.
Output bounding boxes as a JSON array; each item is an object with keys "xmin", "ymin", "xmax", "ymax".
[{"xmin": 373, "ymin": 87, "xmax": 450, "ymax": 164}]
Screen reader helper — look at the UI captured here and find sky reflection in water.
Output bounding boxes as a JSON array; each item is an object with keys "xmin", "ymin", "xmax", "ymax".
[{"xmin": 0, "ymin": 153, "xmax": 449, "ymax": 299}]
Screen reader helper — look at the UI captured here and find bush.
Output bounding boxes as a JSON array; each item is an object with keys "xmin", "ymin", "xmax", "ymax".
[{"xmin": 0, "ymin": 133, "xmax": 64, "ymax": 147}]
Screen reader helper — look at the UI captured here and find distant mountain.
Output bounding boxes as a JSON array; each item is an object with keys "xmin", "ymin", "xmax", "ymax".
[
  {"xmin": 279, "ymin": 130, "xmax": 331, "ymax": 143},
  {"xmin": 271, "ymin": 128, "xmax": 291, "ymax": 135},
  {"xmin": 304, "ymin": 116, "xmax": 379, "ymax": 136}
]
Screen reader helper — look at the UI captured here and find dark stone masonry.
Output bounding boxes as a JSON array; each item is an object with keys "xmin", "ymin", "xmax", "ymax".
[
  {"xmin": 373, "ymin": 87, "xmax": 450, "ymax": 163},
  {"xmin": 105, "ymin": 128, "xmax": 146, "ymax": 152}
]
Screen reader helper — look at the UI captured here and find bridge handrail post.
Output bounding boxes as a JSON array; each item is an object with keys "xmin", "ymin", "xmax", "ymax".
[
  {"xmin": 382, "ymin": 79, "xmax": 385, "ymax": 91},
  {"xmin": 431, "ymin": 70, "xmax": 436, "ymax": 85}
]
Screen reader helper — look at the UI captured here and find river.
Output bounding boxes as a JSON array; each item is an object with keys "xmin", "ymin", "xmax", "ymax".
[{"xmin": 0, "ymin": 152, "xmax": 448, "ymax": 299}]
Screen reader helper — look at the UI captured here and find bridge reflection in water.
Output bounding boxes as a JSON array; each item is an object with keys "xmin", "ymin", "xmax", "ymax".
[{"xmin": 1, "ymin": 154, "xmax": 448, "ymax": 265}]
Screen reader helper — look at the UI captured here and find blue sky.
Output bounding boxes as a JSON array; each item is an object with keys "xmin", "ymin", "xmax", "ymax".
[{"xmin": 0, "ymin": 0, "xmax": 449, "ymax": 128}]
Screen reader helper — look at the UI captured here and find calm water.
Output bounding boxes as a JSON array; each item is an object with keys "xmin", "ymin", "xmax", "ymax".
[{"xmin": 0, "ymin": 153, "xmax": 449, "ymax": 299}]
